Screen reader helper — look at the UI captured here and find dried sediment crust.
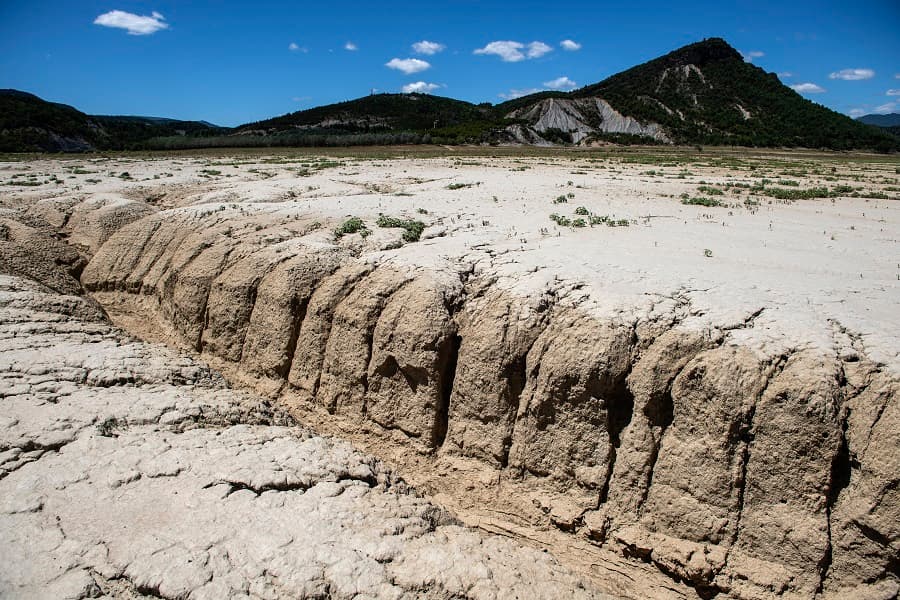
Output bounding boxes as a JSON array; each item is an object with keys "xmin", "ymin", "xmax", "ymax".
[
  {"xmin": 80, "ymin": 200, "xmax": 900, "ymax": 599},
  {"xmin": 0, "ymin": 273, "xmax": 608, "ymax": 600}
]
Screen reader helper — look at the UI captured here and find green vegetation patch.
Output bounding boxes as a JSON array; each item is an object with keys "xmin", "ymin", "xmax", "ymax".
[
  {"xmin": 681, "ymin": 196, "xmax": 723, "ymax": 207},
  {"xmin": 334, "ymin": 217, "xmax": 370, "ymax": 239},
  {"xmin": 376, "ymin": 215, "xmax": 426, "ymax": 242}
]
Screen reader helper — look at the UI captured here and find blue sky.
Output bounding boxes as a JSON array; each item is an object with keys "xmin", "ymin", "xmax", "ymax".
[{"xmin": 1, "ymin": 1, "xmax": 898, "ymax": 126}]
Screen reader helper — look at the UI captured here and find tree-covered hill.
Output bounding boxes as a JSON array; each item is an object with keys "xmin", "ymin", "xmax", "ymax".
[
  {"xmin": 0, "ymin": 89, "xmax": 222, "ymax": 152},
  {"xmin": 3, "ymin": 38, "xmax": 897, "ymax": 152}
]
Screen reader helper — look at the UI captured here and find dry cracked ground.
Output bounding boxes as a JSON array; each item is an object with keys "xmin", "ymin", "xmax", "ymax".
[{"xmin": 0, "ymin": 148, "xmax": 898, "ymax": 599}]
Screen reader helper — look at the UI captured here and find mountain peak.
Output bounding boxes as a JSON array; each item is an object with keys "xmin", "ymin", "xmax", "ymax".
[{"xmin": 663, "ymin": 37, "xmax": 744, "ymax": 66}]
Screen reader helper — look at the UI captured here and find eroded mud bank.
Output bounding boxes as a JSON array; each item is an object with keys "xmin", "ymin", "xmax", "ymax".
[{"xmin": 81, "ymin": 205, "xmax": 899, "ymax": 600}]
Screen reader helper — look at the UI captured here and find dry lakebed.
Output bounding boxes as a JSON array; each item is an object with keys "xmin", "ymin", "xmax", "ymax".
[{"xmin": 0, "ymin": 147, "xmax": 897, "ymax": 599}]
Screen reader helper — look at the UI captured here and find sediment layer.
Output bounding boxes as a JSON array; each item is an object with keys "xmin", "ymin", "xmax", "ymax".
[{"xmin": 79, "ymin": 201, "xmax": 899, "ymax": 599}]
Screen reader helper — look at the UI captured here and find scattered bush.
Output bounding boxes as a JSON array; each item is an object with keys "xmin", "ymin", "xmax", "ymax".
[
  {"xmin": 334, "ymin": 217, "xmax": 370, "ymax": 239},
  {"xmin": 682, "ymin": 196, "xmax": 723, "ymax": 207},
  {"xmin": 376, "ymin": 215, "xmax": 426, "ymax": 242}
]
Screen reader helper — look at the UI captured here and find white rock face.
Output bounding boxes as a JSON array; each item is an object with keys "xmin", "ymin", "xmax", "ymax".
[
  {"xmin": 0, "ymin": 274, "xmax": 608, "ymax": 599},
  {"xmin": 505, "ymin": 97, "xmax": 670, "ymax": 143}
]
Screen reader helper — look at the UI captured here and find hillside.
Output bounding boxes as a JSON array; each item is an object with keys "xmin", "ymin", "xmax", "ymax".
[
  {"xmin": 2, "ymin": 38, "xmax": 897, "ymax": 152},
  {"xmin": 501, "ymin": 38, "xmax": 896, "ymax": 150},
  {"xmin": 237, "ymin": 93, "xmax": 502, "ymax": 145},
  {"xmin": 0, "ymin": 89, "xmax": 222, "ymax": 152},
  {"xmin": 235, "ymin": 38, "xmax": 895, "ymax": 151},
  {"xmin": 857, "ymin": 113, "xmax": 900, "ymax": 128}
]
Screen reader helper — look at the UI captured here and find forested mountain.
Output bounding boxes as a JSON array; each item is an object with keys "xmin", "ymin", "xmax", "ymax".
[{"xmin": 2, "ymin": 39, "xmax": 896, "ymax": 152}]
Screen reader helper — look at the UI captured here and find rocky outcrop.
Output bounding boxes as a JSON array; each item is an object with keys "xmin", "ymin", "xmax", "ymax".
[
  {"xmin": 79, "ymin": 204, "xmax": 900, "ymax": 600},
  {"xmin": 504, "ymin": 97, "xmax": 670, "ymax": 143}
]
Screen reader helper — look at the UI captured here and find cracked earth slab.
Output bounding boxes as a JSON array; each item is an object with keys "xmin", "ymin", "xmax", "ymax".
[{"xmin": 0, "ymin": 274, "xmax": 609, "ymax": 600}]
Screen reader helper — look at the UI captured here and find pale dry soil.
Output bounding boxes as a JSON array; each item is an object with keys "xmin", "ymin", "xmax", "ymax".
[{"xmin": 0, "ymin": 149, "xmax": 898, "ymax": 599}]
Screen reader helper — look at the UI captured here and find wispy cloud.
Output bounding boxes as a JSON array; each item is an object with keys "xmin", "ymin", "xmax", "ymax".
[
  {"xmin": 527, "ymin": 41, "xmax": 552, "ymax": 59},
  {"xmin": 402, "ymin": 81, "xmax": 442, "ymax": 94},
  {"xmin": 344, "ymin": 41, "xmax": 358, "ymax": 51},
  {"xmin": 94, "ymin": 10, "xmax": 168, "ymax": 35},
  {"xmin": 474, "ymin": 40, "xmax": 553, "ymax": 62},
  {"xmin": 288, "ymin": 42, "xmax": 307, "ymax": 53},
  {"xmin": 829, "ymin": 68, "xmax": 874, "ymax": 81},
  {"xmin": 790, "ymin": 82, "xmax": 825, "ymax": 94},
  {"xmin": 848, "ymin": 108, "xmax": 867, "ymax": 118},
  {"xmin": 560, "ymin": 39, "xmax": 581, "ymax": 51},
  {"xmin": 742, "ymin": 50, "xmax": 765, "ymax": 62},
  {"xmin": 875, "ymin": 101, "xmax": 898, "ymax": 113},
  {"xmin": 499, "ymin": 88, "xmax": 544, "ymax": 100},
  {"xmin": 887, "ymin": 89, "xmax": 900, "ymax": 96},
  {"xmin": 385, "ymin": 58, "xmax": 431, "ymax": 74},
  {"xmin": 412, "ymin": 40, "xmax": 445, "ymax": 55},
  {"xmin": 543, "ymin": 76, "xmax": 577, "ymax": 90},
  {"xmin": 500, "ymin": 76, "xmax": 577, "ymax": 99},
  {"xmin": 777, "ymin": 72, "xmax": 793, "ymax": 78}
]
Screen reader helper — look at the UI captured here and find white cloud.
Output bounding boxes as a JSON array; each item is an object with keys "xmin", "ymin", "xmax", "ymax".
[
  {"xmin": 527, "ymin": 41, "xmax": 553, "ymax": 59},
  {"xmin": 499, "ymin": 88, "xmax": 544, "ymax": 100},
  {"xmin": 402, "ymin": 81, "xmax": 442, "ymax": 94},
  {"xmin": 474, "ymin": 40, "xmax": 552, "ymax": 62},
  {"xmin": 344, "ymin": 41, "xmax": 358, "ymax": 51},
  {"xmin": 560, "ymin": 39, "xmax": 581, "ymax": 51},
  {"xmin": 94, "ymin": 10, "xmax": 168, "ymax": 35},
  {"xmin": 886, "ymin": 89, "xmax": 900, "ymax": 96},
  {"xmin": 848, "ymin": 108, "xmax": 867, "ymax": 118},
  {"xmin": 385, "ymin": 57, "xmax": 431, "ymax": 74},
  {"xmin": 412, "ymin": 40, "xmax": 445, "ymax": 55},
  {"xmin": 543, "ymin": 76, "xmax": 577, "ymax": 90},
  {"xmin": 777, "ymin": 72, "xmax": 793, "ymax": 78},
  {"xmin": 790, "ymin": 82, "xmax": 825, "ymax": 94},
  {"xmin": 829, "ymin": 68, "xmax": 874, "ymax": 81},
  {"xmin": 475, "ymin": 41, "xmax": 526, "ymax": 62},
  {"xmin": 288, "ymin": 42, "xmax": 307, "ymax": 53},
  {"xmin": 742, "ymin": 50, "xmax": 765, "ymax": 62},
  {"xmin": 875, "ymin": 101, "xmax": 898, "ymax": 113}
]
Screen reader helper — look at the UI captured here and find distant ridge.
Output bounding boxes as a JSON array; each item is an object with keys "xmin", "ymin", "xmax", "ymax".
[
  {"xmin": 2, "ymin": 38, "xmax": 897, "ymax": 152},
  {"xmin": 856, "ymin": 113, "xmax": 900, "ymax": 128},
  {"xmin": 0, "ymin": 89, "xmax": 222, "ymax": 152}
]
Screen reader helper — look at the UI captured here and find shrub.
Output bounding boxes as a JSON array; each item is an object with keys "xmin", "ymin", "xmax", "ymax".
[
  {"xmin": 697, "ymin": 185, "xmax": 724, "ymax": 195},
  {"xmin": 376, "ymin": 215, "xmax": 426, "ymax": 242},
  {"xmin": 574, "ymin": 206, "xmax": 589, "ymax": 215},
  {"xmin": 682, "ymin": 196, "xmax": 722, "ymax": 207},
  {"xmin": 334, "ymin": 217, "xmax": 370, "ymax": 239}
]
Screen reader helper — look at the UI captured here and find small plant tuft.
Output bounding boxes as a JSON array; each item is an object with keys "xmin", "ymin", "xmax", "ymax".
[{"xmin": 334, "ymin": 217, "xmax": 370, "ymax": 239}]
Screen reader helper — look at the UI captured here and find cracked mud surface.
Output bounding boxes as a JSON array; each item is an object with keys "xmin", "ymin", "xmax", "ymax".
[
  {"xmin": 0, "ymin": 275, "xmax": 607, "ymax": 599},
  {"xmin": 1, "ymin": 151, "xmax": 898, "ymax": 599}
]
